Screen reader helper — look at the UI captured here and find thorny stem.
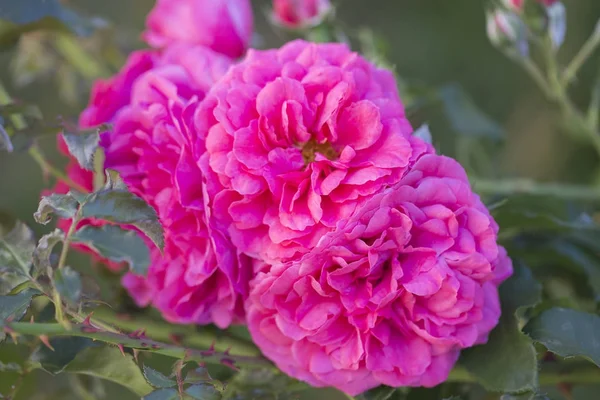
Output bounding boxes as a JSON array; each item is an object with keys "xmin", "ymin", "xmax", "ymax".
[
  {"xmin": 6, "ymin": 322, "xmax": 272, "ymax": 368},
  {"xmin": 93, "ymin": 307, "xmax": 261, "ymax": 357}
]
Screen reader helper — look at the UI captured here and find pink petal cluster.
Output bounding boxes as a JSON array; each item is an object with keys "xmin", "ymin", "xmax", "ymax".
[
  {"xmin": 143, "ymin": 0, "xmax": 254, "ymax": 59},
  {"xmin": 246, "ymin": 154, "xmax": 513, "ymax": 395},
  {"xmin": 58, "ymin": 43, "xmax": 252, "ymax": 328},
  {"xmin": 194, "ymin": 40, "xmax": 427, "ymax": 265},
  {"xmin": 272, "ymin": 0, "xmax": 332, "ymax": 28}
]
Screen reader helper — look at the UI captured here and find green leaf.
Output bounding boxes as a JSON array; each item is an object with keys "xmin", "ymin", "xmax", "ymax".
[
  {"xmin": 143, "ymin": 388, "xmax": 179, "ymax": 400},
  {"xmin": 30, "ymin": 337, "xmax": 94, "ymax": 374},
  {"xmin": 0, "ymin": 361, "xmax": 22, "ymax": 372},
  {"xmin": 185, "ymin": 383, "xmax": 222, "ymax": 400},
  {"xmin": 0, "ymin": 220, "xmax": 35, "ymax": 277},
  {"xmin": 62, "ymin": 131, "xmax": 99, "ymax": 171},
  {"xmin": 0, "ymin": 288, "xmax": 40, "ymax": 341},
  {"xmin": 357, "ymin": 386, "xmax": 398, "ymax": 400},
  {"xmin": 71, "ymin": 225, "xmax": 151, "ymax": 275},
  {"xmin": 81, "ymin": 171, "xmax": 164, "ymax": 251},
  {"xmin": 0, "ymin": 120, "xmax": 12, "ymax": 152},
  {"xmin": 460, "ymin": 264, "xmax": 541, "ymax": 393},
  {"xmin": 33, "ymin": 193, "xmax": 79, "ymax": 225},
  {"xmin": 0, "ymin": 0, "xmax": 96, "ymax": 50},
  {"xmin": 524, "ymin": 308, "xmax": 600, "ymax": 366},
  {"xmin": 143, "ymin": 365, "xmax": 176, "ymax": 389},
  {"xmin": 32, "ymin": 229, "xmax": 62, "ymax": 277},
  {"xmin": 54, "ymin": 266, "xmax": 81, "ymax": 306},
  {"xmin": 63, "ymin": 345, "xmax": 153, "ymax": 396},
  {"xmin": 438, "ymin": 84, "xmax": 503, "ymax": 139}
]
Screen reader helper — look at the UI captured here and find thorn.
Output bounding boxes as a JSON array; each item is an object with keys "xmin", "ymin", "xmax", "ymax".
[
  {"xmin": 82, "ymin": 312, "xmax": 94, "ymax": 326},
  {"xmin": 169, "ymin": 333, "xmax": 183, "ymax": 346},
  {"xmin": 8, "ymin": 330, "xmax": 18, "ymax": 345},
  {"xmin": 223, "ymin": 347, "xmax": 231, "ymax": 356},
  {"xmin": 132, "ymin": 349, "xmax": 140, "ymax": 362},
  {"xmin": 151, "ymin": 344, "xmax": 161, "ymax": 350},
  {"xmin": 183, "ymin": 349, "xmax": 192, "ymax": 362},
  {"xmin": 220, "ymin": 358, "xmax": 239, "ymax": 371},
  {"xmin": 129, "ymin": 329, "xmax": 146, "ymax": 339},
  {"xmin": 200, "ymin": 341, "xmax": 215, "ymax": 357},
  {"xmin": 39, "ymin": 335, "xmax": 55, "ymax": 351},
  {"xmin": 117, "ymin": 344, "xmax": 126, "ymax": 357},
  {"xmin": 81, "ymin": 326, "xmax": 100, "ymax": 334}
]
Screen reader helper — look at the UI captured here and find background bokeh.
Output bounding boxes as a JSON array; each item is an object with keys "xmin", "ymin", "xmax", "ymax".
[{"xmin": 1, "ymin": 1, "xmax": 600, "ymax": 399}]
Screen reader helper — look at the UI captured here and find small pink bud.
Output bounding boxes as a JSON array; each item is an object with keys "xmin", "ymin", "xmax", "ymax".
[
  {"xmin": 272, "ymin": 0, "xmax": 332, "ymax": 29},
  {"xmin": 486, "ymin": 9, "xmax": 529, "ymax": 57}
]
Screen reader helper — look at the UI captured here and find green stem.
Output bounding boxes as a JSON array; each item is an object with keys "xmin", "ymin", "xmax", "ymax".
[
  {"xmin": 7, "ymin": 322, "xmax": 271, "ymax": 368},
  {"xmin": 448, "ymin": 364, "xmax": 600, "ymax": 386},
  {"xmin": 53, "ymin": 34, "xmax": 109, "ymax": 80},
  {"xmin": 93, "ymin": 307, "xmax": 261, "ymax": 357},
  {"xmin": 28, "ymin": 146, "xmax": 89, "ymax": 193},
  {"xmin": 472, "ymin": 178, "xmax": 600, "ymax": 201},
  {"xmin": 562, "ymin": 23, "xmax": 600, "ymax": 86},
  {"xmin": 0, "ymin": 80, "xmax": 26, "ymax": 129}
]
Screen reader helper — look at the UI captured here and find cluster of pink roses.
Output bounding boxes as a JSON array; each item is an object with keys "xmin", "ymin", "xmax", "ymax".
[{"xmin": 54, "ymin": 0, "xmax": 512, "ymax": 395}]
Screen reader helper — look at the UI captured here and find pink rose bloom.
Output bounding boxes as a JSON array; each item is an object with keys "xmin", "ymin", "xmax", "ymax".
[
  {"xmin": 195, "ymin": 40, "xmax": 426, "ymax": 265},
  {"xmin": 143, "ymin": 0, "xmax": 254, "ymax": 59},
  {"xmin": 246, "ymin": 154, "xmax": 513, "ymax": 395},
  {"xmin": 57, "ymin": 43, "xmax": 250, "ymax": 328},
  {"xmin": 272, "ymin": 0, "xmax": 332, "ymax": 28}
]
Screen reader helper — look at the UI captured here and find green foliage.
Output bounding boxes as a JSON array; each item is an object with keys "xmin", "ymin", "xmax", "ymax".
[
  {"xmin": 80, "ymin": 171, "xmax": 164, "ymax": 251},
  {"xmin": 356, "ymin": 386, "xmax": 398, "ymax": 400},
  {"xmin": 525, "ymin": 308, "xmax": 600, "ymax": 366},
  {"xmin": 34, "ymin": 193, "xmax": 79, "ymax": 224},
  {"xmin": 0, "ymin": 0, "xmax": 96, "ymax": 50},
  {"xmin": 61, "ymin": 346, "xmax": 154, "ymax": 396},
  {"xmin": 62, "ymin": 130, "xmax": 100, "ymax": 171},
  {"xmin": 0, "ymin": 219, "xmax": 35, "ymax": 277},
  {"xmin": 143, "ymin": 388, "xmax": 180, "ymax": 400},
  {"xmin": 54, "ymin": 266, "xmax": 82, "ymax": 306},
  {"xmin": 143, "ymin": 365, "xmax": 176, "ymax": 389},
  {"xmin": 437, "ymin": 83, "xmax": 504, "ymax": 140},
  {"xmin": 31, "ymin": 229, "xmax": 62, "ymax": 277},
  {"xmin": 460, "ymin": 265, "xmax": 542, "ymax": 393},
  {"xmin": 30, "ymin": 337, "xmax": 94, "ymax": 374},
  {"xmin": 0, "ymin": 288, "xmax": 40, "ymax": 340},
  {"xmin": 185, "ymin": 383, "xmax": 222, "ymax": 400},
  {"xmin": 72, "ymin": 225, "xmax": 151, "ymax": 275}
]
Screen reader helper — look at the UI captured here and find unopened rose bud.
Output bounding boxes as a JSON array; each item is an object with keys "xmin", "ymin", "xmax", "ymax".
[
  {"xmin": 487, "ymin": 9, "xmax": 529, "ymax": 57},
  {"xmin": 272, "ymin": 0, "xmax": 333, "ymax": 29}
]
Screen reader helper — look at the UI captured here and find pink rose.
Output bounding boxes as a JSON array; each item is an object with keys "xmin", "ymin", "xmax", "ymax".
[
  {"xmin": 272, "ymin": 0, "xmax": 332, "ymax": 28},
  {"xmin": 246, "ymin": 154, "xmax": 513, "ymax": 395},
  {"xmin": 57, "ymin": 44, "xmax": 251, "ymax": 328},
  {"xmin": 143, "ymin": 0, "xmax": 254, "ymax": 59},
  {"xmin": 194, "ymin": 40, "xmax": 426, "ymax": 265}
]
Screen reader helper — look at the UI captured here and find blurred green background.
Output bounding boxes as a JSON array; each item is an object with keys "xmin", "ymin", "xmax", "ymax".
[{"xmin": 1, "ymin": 1, "xmax": 600, "ymax": 399}]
